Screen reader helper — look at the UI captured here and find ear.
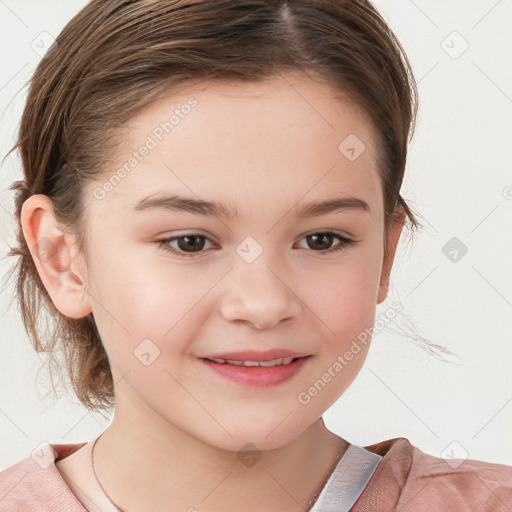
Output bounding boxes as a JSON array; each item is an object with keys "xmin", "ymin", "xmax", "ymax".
[
  {"xmin": 20, "ymin": 194, "xmax": 92, "ymax": 318},
  {"xmin": 377, "ymin": 209, "xmax": 405, "ymax": 305}
]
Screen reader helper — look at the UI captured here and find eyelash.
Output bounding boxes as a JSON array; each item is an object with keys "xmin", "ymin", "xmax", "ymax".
[{"xmin": 157, "ymin": 231, "xmax": 357, "ymax": 258}]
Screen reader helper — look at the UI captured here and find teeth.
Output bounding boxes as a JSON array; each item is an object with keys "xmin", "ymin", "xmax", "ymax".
[
  {"xmin": 209, "ymin": 357, "xmax": 295, "ymax": 367},
  {"xmin": 241, "ymin": 360, "xmax": 259, "ymax": 366},
  {"xmin": 258, "ymin": 357, "xmax": 294, "ymax": 367}
]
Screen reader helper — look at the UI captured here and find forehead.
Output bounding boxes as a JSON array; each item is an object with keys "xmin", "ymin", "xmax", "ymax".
[{"xmin": 91, "ymin": 72, "xmax": 383, "ymax": 220}]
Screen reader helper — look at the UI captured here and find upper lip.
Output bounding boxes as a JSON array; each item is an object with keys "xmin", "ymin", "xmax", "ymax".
[{"xmin": 201, "ymin": 349, "xmax": 311, "ymax": 362}]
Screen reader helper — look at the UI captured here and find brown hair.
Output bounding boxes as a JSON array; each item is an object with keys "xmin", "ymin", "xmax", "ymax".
[{"xmin": 4, "ymin": 0, "xmax": 447, "ymax": 412}]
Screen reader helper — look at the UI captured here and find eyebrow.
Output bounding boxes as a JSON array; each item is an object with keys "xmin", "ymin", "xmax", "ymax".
[{"xmin": 133, "ymin": 193, "xmax": 371, "ymax": 218}]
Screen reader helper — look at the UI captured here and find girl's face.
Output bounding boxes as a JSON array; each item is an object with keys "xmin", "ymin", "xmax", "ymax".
[{"xmin": 80, "ymin": 72, "xmax": 402, "ymax": 451}]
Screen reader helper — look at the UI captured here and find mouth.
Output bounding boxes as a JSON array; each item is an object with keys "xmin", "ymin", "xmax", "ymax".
[
  {"xmin": 200, "ymin": 348, "xmax": 311, "ymax": 363},
  {"xmin": 202, "ymin": 356, "xmax": 304, "ymax": 367},
  {"xmin": 199, "ymin": 355, "xmax": 312, "ymax": 387}
]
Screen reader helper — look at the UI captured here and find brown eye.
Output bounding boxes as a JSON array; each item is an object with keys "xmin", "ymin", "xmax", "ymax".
[
  {"xmin": 296, "ymin": 231, "xmax": 357, "ymax": 254},
  {"xmin": 158, "ymin": 234, "xmax": 214, "ymax": 257},
  {"xmin": 176, "ymin": 235, "xmax": 206, "ymax": 252},
  {"xmin": 306, "ymin": 233, "xmax": 336, "ymax": 251},
  {"xmin": 158, "ymin": 230, "xmax": 357, "ymax": 259}
]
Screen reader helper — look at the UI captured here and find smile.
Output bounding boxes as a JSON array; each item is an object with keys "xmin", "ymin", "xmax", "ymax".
[
  {"xmin": 200, "ymin": 356, "xmax": 311, "ymax": 387},
  {"xmin": 207, "ymin": 356, "xmax": 295, "ymax": 367}
]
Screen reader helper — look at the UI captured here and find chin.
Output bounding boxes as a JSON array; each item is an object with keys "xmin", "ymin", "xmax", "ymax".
[{"xmin": 201, "ymin": 420, "xmax": 309, "ymax": 454}]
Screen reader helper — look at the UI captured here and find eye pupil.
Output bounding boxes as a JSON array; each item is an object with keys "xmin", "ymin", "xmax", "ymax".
[
  {"xmin": 178, "ymin": 235, "xmax": 205, "ymax": 252},
  {"xmin": 308, "ymin": 233, "xmax": 333, "ymax": 251}
]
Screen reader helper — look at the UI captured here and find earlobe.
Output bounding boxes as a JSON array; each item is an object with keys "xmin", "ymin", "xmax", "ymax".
[
  {"xmin": 377, "ymin": 211, "xmax": 405, "ymax": 305},
  {"xmin": 20, "ymin": 194, "xmax": 92, "ymax": 318}
]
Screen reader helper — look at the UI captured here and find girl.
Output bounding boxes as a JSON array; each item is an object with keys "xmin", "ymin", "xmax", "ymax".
[{"xmin": 1, "ymin": 1, "xmax": 511, "ymax": 510}]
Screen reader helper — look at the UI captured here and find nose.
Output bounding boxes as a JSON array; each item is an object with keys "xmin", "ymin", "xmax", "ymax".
[{"xmin": 220, "ymin": 258, "xmax": 302, "ymax": 330}]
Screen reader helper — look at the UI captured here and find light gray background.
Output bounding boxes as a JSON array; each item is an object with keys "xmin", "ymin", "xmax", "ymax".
[{"xmin": 1, "ymin": 0, "xmax": 511, "ymax": 471}]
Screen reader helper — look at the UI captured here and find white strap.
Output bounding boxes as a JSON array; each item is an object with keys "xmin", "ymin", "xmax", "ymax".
[{"xmin": 309, "ymin": 443, "xmax": 382, "ymax": 512}]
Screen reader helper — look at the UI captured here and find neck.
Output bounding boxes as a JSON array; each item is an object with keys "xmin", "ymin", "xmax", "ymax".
[{"xmin": 95, "ymin": 389, "xmax": 348, "ymax": 512}]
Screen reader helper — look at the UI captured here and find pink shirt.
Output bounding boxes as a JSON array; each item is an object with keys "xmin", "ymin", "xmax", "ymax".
[{"xmin": 1, "ymin": 437, "xmax": 511, "ymax": 511}]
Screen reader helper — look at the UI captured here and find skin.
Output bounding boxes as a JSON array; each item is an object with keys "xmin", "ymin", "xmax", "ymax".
[{"xmin": 21, "ymin": 71, "xmax": 404, "ymax": 512}]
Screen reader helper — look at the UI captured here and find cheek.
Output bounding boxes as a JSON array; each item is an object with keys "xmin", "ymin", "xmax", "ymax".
[
  {"xmin": 90, "ymin": 254, "xmax": 213, "ymax": 364},
  {"xmin": 303, "ymin": 251, "xmax": 382, "ymax": 340}
]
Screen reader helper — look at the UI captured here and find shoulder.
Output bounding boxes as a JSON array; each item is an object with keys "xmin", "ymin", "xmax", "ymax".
[
  {"xmin": 0, "ymin": 442, "xmax": 87, "ymax": 512},
  {"xmin": 353, "ymin": 437, "xmax": 512, "ymax": 512}
]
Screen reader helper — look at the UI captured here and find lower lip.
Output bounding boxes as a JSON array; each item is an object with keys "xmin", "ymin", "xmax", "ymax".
[{"xmin": 200, "ymin": 357, "xmax": 311, "ymax": 387}]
